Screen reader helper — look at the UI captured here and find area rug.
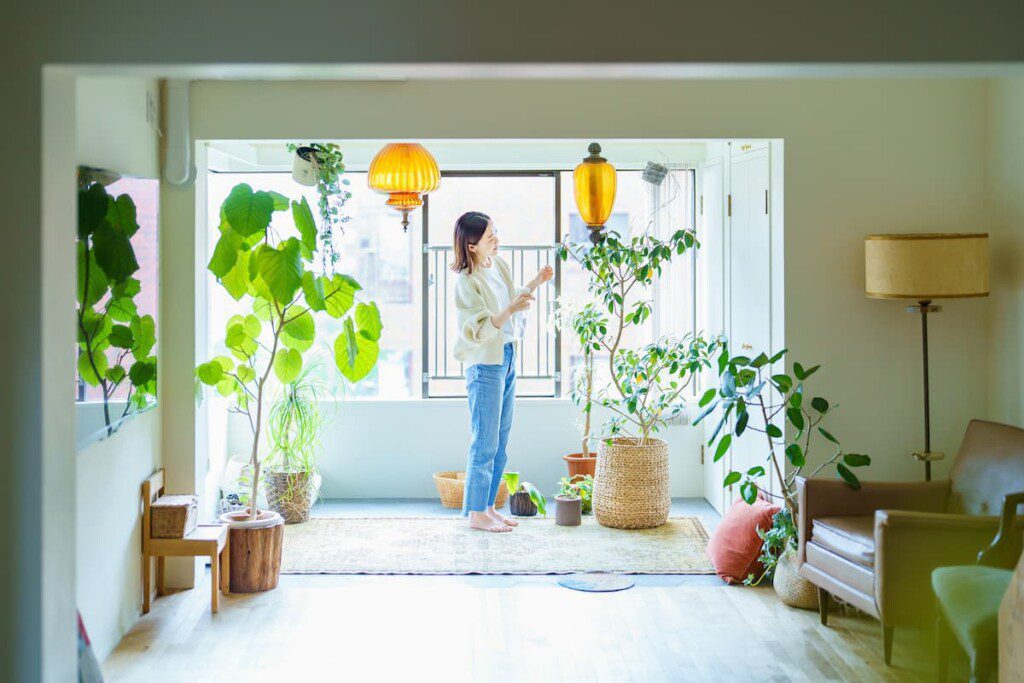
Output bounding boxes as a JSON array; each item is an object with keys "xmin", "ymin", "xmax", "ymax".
[{"xmin": 281, "ymin": 516, "xmax": 714, "ymax": 575}]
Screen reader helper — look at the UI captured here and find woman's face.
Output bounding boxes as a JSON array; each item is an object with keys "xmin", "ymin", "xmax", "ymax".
[{"xmin": 469, "ymin": 220, "xmax": 499, "ymax": 262}]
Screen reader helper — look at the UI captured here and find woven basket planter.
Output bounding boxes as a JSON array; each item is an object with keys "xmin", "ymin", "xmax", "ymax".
[
  {"xmin": 263, "ymin": 471, "xmax": 316, "ymax": 525},
  {"xmin": 593, "ymin": 437, "xmax": 670, "ymax": 530},
  {"xmin": 773, "ymin": 548, "xmax": 819, "ymax": 610},
  {"xmin": 432, "ymin": 471, "xmax": 509, "ymax": 510}
]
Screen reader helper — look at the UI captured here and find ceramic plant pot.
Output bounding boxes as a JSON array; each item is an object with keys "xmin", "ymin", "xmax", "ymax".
[
  {"xmin": 509, "ymin": 491, "xmax": 538, "ymax": 517},
  {"xmin": 555, "ymin": 495, "xmax": 582, "ymax": 527},
  {"xmin": 219, "ymin": 510, "xmax": 284, "ymax": 593},
  {"xmin": 291, "ymin": 146, "xmax": 319, "ymax": 187},
  {"xmin": 563, "ymin": 453, "xmax": 597, "ymax": 480},
  {"xmin": 594, "ymin": 437, "xmax": 670, "ymax": 530}
]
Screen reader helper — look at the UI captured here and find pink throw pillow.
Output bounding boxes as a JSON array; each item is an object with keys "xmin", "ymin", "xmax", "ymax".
[{"xmin": 707, "ymin": 496, "xmax": 781, "ymax": 584}]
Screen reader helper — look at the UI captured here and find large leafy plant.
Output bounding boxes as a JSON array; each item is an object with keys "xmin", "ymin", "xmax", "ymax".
[
  {"xmin": 286, "ymin": 142, "xmax": 351, "ymax": 273},
  {"xmin": 694, "ymin": 345, "xmax": 871, "ymax": 580},
  {"xmin": 556, "ymin": 230, "xmax": 716, "ymax": 444},
  {"xmin": 196, "ymin": 183, "xmax": 381, "ymax": 520},
  {"xmin": 76, "ymin": 179, "xmax": 157, "ymax": 436}
]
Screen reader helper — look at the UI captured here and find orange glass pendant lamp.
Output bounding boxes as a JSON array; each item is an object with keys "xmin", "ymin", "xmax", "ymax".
[
  {"xmin": 573, "ymin": 142, "xmax": 617, "ymax": 244},
  {"xmin": 367, "ymin": 143, "xmax": 441, "ymax": 231}
]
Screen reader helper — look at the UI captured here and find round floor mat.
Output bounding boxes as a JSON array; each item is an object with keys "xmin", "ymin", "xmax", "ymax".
[{"xmin": 557, "ymin": 572, "xmax": 636, "ymax": 592}]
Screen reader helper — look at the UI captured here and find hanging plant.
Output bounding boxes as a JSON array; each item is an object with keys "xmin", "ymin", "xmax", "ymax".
[{"xmin": 287, "ymin": 142, "xmax": 351, "ymax": 273}]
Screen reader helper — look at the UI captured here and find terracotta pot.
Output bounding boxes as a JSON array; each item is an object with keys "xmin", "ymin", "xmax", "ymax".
[
  {"xmin": 509, "ymin": 491, "xmax": 538, "ymax": 517},
  {"xmin": 594, "ymin": 437, "xmax": 670, "ymax": 530},
  {"xmin": 563, "ymin": 453, "xmax": 597, "ymax": 480},
  {"xmin": 555, "ymin": 495, "xmax": 582, "ymax": 527},
  {"xmin": 219, "ymin": 510, "xmax": 284, "ymax": 593}
]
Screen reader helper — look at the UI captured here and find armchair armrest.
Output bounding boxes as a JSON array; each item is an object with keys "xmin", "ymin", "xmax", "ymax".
[
  {"xmin": 979, "ymin": 491, "xmax": 1024, "ymax": 569},
  {"xmin": 796, "ymin": 476, "xmax": 949, "ymax": 564},
  {"xmin": 875, "ymin": 510, "xmax": 999, "ymax": 625}
]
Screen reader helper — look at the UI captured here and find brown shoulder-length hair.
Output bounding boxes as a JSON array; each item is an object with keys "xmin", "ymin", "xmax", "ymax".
[{"xmin": 450, "ymin": 211, "xmax": 491, "ymax": 274}]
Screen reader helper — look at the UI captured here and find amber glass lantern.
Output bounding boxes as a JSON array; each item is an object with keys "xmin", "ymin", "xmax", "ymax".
[
  {"xmin": 367, "ymin": 143, "xmax": 441, "ymax": 231},
  {"xmin": 573, "ymin": 142, "xmax": 617, "ymax": 244}
]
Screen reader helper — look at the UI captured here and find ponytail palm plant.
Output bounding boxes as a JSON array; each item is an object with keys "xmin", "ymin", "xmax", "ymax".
[{"xmin": 196, "ymin": 184, "xmax": 381, "ymax": 520}]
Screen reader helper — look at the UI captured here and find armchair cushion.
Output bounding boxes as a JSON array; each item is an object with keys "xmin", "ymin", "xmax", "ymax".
[
  {"xmin": 932, "ymin": 565, "xmax": 1012, "ymax": 665},
  {"xmin": 812, "ymin": 516, "xmax": 875, "ymax": 567}
]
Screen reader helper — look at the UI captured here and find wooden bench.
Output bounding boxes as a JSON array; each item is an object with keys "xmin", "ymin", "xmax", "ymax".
[{"xmin": 142, "ymin": 468, "xmax": 229, "ymax": 614}]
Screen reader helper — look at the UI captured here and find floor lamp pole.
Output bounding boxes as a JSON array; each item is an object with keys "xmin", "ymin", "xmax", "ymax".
[{"xmin": 912, "ymin": 299, "xmax": 941, "ymax": 481}]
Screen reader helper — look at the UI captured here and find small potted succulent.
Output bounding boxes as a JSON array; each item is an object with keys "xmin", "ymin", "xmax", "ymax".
[
  {"xmin": 554, "ymin": 477, "xmax": 584, "ymax": 527},
  {"xmin": 502, "ymin": 472, "xmax": 546, "ymax": 517}
]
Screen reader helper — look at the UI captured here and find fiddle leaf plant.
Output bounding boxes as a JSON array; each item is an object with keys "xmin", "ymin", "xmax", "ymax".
[
  {"xmin": 76, "ymin": 178, "xmax": 157, "ymax": 436},
  {"xmin": 693, "ymin": 344, "xmax": 871, "ymax": 582},
  {"xmin": 557, "ymin": 229, "xmax": 716, "ymax": 444},
  {"xmin": 197, "ymin": 183, "xmax": 381, "ymax": 520}
]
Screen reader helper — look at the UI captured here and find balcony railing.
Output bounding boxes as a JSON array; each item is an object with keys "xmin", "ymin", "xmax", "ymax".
[{"xmin": 423, "ymin": 244, "xmax": 561, "ymax": 398}]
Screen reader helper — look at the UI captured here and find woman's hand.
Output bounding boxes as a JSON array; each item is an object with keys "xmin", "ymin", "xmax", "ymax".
[
  {"xmin": 491, "ymin": 292, "xmax": 534, "ymax": 331},
  {"xmin": 527, "ymin": 265, "xmax": 554, "ymax": 291}
]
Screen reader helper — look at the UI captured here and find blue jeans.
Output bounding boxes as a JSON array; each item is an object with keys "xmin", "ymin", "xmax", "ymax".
[{"xmin": 462, "ymin": 342, "xmax": 516, "ymax": 515}]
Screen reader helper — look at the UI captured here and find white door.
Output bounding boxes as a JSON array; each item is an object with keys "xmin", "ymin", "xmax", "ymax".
[
  {"xmin": 699, "ymin": 159, "xmax": 728, "ymax": 514},
  {"xmin": 726, "ymin": 147, "xmax": 772, "ymax": 504}
]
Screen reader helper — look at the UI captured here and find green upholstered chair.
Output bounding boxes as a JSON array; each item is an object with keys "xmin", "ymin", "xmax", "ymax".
[{"xmin": 932, "ymin": 490, "xmax": 1024, "ymax": 683}]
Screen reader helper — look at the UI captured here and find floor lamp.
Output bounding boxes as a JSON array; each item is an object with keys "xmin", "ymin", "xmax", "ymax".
[{"xmin": 865, "ymin": 233, "xmax": 989, "ymax": 481}]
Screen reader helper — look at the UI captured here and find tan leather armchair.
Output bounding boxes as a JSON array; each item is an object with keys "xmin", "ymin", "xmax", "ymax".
[{"xmin": 797, "ymin": 419, "xmax": 1024, "ymax": 665}]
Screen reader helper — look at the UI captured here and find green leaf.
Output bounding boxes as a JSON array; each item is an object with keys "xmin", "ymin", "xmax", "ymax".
[
  {"xmin": 221, "ymin": 249, "xmax": 252, "ymax": 301},
  {"xmin": 281, "ymin": 309, "xmax": 315, "ymax": 351},
  {"xmin": 107, "ymin": 297, "xmax": 138, "ymax": 323},
  {"xmin": 746, "ymin": 466, "xmax": 766, "ymax": 477},
  {"xmin": 130, "ymin": 315, "xmax": 156, "ymax": 358},
  {"xmin": 771, "ymin": 374, "xmax": 793, "ymax": 393},
  {"xmin": 811, "ymin": 396, "xmax": 829, "ymax": 413},
  {"xmin": 735, "ymin": 411, "xmax": 749, "ymax": 437},
  {"xmin": 111, "ymin": 277, "xmax": 141, "ymax": 299},
  {"xmin": 129, "ymin": 360, "xmax": 156, "ymax": 386},
  {"xmin": 301, "ymin": 271, "xmax": 326, "ymax": 312},
  {"xmin": 78, "ymin": 349, "xmax": 108, "ymax": 386},
  {"xmin": 209, "ymin": 228, "xmax": 244, "ymax": 278},
  {"xmin": 222, "ymin": 184, "xmax": 274, "ymax": 238},
  {"xmin": 108, "ymin": 324, "xmax": 134, "ymax": 349},
  {"xmin": 836, "ymin": 463, "xmax": 860, "ymax": 489},
  {"xmin": 789, "ymin": 386, "xmax": 803, "ymax": 409},
  {"xmin": 216, "ymin": 376, "xmax": 237, "ymax": 397},
  {"xmin": 786, "ymin": 407, "xmax": 805, "ymax": 432},
  {"xmin": 723, "ymin": 471, "xmax": 741, "ymax": 487},
  {"xmin": 253, "ymin": 297, "xmax": 273, "ymax": 321},
  {"xmin": 212, "ymin": 355, "xmax": 235, "ymax": 372},
  {"xmin": 843, "ymin": 453, "xmax": 871, "ymax": 468},
  {"xmin": 698, "ymin": 388, "xmax": 716, "ymax": 407},
  {"xmin": 252, "ymin": 239, "xmax": 303, "ymax": 305},
  {"xmin": 273, "ymin": 348, "xmax": 303, "ymax": 384},
  {"xmin": 740, "ymin": 481, "xmax": 758, "ymax": 504},
  {"xmin": 785, "ymin": 443, "xmax": 805, "ymax": 467},
  {"xmin": 92, "ymin": 221, "xmax": 139, "ymax": 282},
  {"xmin": 766, "ymin": 424, "xmax": 783, "ymax": 439},
  {"xmin": 292, "ymin": 198, "xmax": 318, "ymax": 252},
  {"xmin": 236, "ymin": 365, "xmax": 256, "ymax": 384},
  {"xmin": 78, "ymin": 183, "xmax": 108, "ymax": 238},
  {"xmin": 323, "ymin": 274, "xmax": 360, "ymax": 318},
  {"xmin": 268, "ymin": 191, "xmax": 290, "ymax": 211},
  {"xmin": 750, "ymin": 353, "xmax": 769, "ymax": 369},
  {"xmin": 355, "ymin": 302, "xmax": 383, "ymax": 342},
  {"xmin": 106, "ymin": 193, "xmax": 139, "ymax": 236},
  {"xmin": 334, "ymin": 317, "xmax": 380, "ymax": 383},
  {"xmin": 818, "ymin": 427, "xmax": 839, "ymax": 444},
  {"xmin": 196, "ymin": 361, "xmax": 224, "ymax": 385},
  {"xmin": 793, "ymin": 362, "xmax": 806, "ymax": 380},
  {"xmin": 502, "ymin": 471, "xmax": 520, "ymax": 496},
  {"xmin": 105, "ymin": 365, "xmax": 126, "ymax": 384},
  {"xmin": 79, "ymin": 308, "xmax": 112, "ymax": 347},
  {"xmin": 714, "ymin": 434, "xmax": 732, "ymax": 462},
  {"xmin": 77, "ymin": 242, "xmax": 109, "ymax": 306},
  {"xmin": 768, "ymin": 348, "xmax": 787, "ymax": 364}
]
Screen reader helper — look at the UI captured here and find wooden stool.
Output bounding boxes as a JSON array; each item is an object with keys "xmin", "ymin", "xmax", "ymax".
[{"xmin": 142, "ymin": 469, "xmax": 229, "ymax": 614}]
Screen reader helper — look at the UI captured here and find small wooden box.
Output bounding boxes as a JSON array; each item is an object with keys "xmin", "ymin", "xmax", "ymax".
[{"xmin": 150, "ymin": 494, "xmax": 198, "ymax": 539}]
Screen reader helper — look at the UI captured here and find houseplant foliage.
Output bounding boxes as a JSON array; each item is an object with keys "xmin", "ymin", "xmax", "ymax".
[
  {"xmin": 264, "ymin": 363, "xmax": 327, "ymax": 524},
  {"xmin": 551, "ymin": 298, "xmax": 603, "ymax": 475},
  {"xmin": 502, "ymin": 472, "xmax": 547, "ymax": 517},
  {"xmin": 197, "ymin": 183, "xmax": 382, "ymax": 521},
  {"xmin": 558, "ymin": 475, "xmax": 594, "ymax": 515},
  {"xmin": 287, "ymin": 142, "xmax": 351, "ymax": 273},
  {"xmin": 76, "ymin": 179, "xmax": 157, "ymax": 436},
  {"xmin": 557, "ymin": 228, "xmax": 715, "ymax": 529},
  {"xmin": 693, "ymin": 345, "xmax": 871, "ymax": 587}
]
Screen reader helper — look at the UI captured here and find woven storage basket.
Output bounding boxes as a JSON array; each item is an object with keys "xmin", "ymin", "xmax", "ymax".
[
  {"xmin": 593, "ymin": 437, "xmax": 670, "ymax": 529},
  {"xmin": 432, "ymin": 471, "xmax": 509, "ymax": 510},
  {"xmin": 773, "ymin": 548, "xmax": 819, "ymax": 609}
]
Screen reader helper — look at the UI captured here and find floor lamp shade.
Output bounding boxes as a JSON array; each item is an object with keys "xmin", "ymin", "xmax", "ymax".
[{"xmin": 865, "ymin": 233, "xmax": 989, "ymax": 300}]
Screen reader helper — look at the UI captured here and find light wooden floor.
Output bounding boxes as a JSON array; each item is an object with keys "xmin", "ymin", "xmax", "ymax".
[{"xmin": 104, "ymin": 573, "xmax": 939, "ymax": 682}]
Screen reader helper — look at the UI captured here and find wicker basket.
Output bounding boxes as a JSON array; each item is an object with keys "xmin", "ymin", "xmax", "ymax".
[
  {"xmin": 432, "ymin": 471, "xmax": 509, "ymax": 510},
  {"xmin": 593, "ymin": 437, "xmax": 670, "ymax": 529},
  {"xmin": 773, "ymin": 548, "xmax": 819, "ymax": 609}
]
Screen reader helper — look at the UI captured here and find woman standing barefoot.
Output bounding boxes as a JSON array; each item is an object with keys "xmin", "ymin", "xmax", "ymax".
[{"xmin": 451, "ymin": 211, "xmax": 553, "ymax": 532}]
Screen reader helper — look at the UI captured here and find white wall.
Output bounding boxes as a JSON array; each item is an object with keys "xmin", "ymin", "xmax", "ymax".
[
  {"xmin": 185, "ymin": 78, "xmax": 991, "ymax": 495},
  {"xmin": 986, "ymin": 78, "xmax": 1024, "ymax": 428},
  {"xmin": 74, "ymin": 76, "xmax": 161, "ymax": 661}
]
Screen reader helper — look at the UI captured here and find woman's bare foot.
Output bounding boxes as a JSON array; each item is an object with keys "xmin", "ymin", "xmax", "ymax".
[
  {"xmin": 487, "ymin": 506, "xmax": 518, "ymax": 527},
  {"xmin": 469, "ymin": 511, "xmax": 511, "ymax": 532}
]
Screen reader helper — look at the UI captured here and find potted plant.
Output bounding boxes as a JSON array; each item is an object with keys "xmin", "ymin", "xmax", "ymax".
[
  {"xmin": 263, "ymin": 363, "xmax": 327, "ymax": 524},
  {"xmin": 557, "ymin": 229, "xmax": 713, "ymax": 529},
  {"xmin": 502, "ymin": 472, "xmax": 546, "ymax": 517},
  {"xmin": 286, "ymin": 142, "xmax": 351, "ymax": 274},
  {"xmin": 693, "ymin": 345, "xmax": 871, "ymax": 607},
  {"xmin": 554, "ymin": 477, "xmax": 586, "ymax": 526},
  {"xmin": 558, "ymin": 475, "xmax": 594, "ymax": 515},
  {"xmin": 196, "ymin": 183, "xmax": 381, "ymax": 592},
  {"xmin": 551, "ymin": 298, "xmax": 603, "ymax": 479}
]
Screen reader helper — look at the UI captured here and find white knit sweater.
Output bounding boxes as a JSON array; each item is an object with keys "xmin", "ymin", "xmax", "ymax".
[{"xmin": 453, "ymin": 256, "xmax": 518, "ymax": 368}]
